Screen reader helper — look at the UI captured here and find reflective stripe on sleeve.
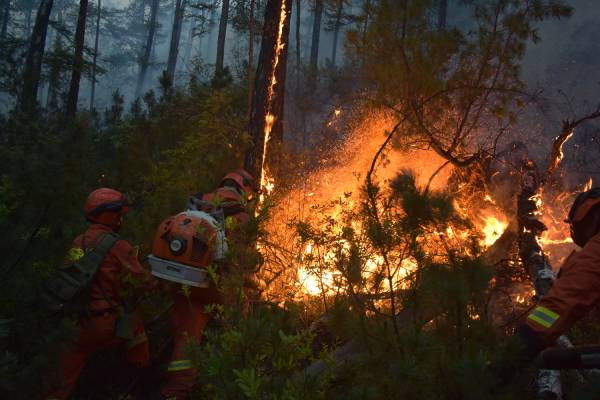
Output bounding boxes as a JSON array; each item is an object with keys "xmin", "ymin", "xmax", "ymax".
[
  {"xmin": 167, "ymin": 359, "xmax": 194, "ymax": 372},
  {"xmin": 126, "ymin": 332, "xmax": 148, "ymax": 349},
  {"xmin": 528, "ymin": 306, "xmax": 560, "ymax": 329}
]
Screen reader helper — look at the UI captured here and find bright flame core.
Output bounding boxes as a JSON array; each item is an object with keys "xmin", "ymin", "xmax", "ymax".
[{"xmin": 480, "ymin": 216, "xmax": 508, "ymax": 247}]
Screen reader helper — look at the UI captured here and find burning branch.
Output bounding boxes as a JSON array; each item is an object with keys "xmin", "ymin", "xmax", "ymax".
[{"xmin": 544, "ymin": 106, "xmax": 600, "ymax": 183}]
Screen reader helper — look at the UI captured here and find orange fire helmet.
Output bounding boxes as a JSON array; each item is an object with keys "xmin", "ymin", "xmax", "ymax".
[
  {"xmin": 84, "ymin": 188, "xmax": 130, "ymax": 227},
  {"xmin": 221, "ymin": 169, "xmax": 257, "ymax": 196},
  {"xmin": 567, "ymin": 187, "xmax": 600, "ymax": 223}
]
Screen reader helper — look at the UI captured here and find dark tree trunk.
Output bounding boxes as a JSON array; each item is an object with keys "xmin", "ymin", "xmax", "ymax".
[
  {"xmin": 19, "ymin": 0, "xmax": 54, "ymax": 114},
  {"xmin": 46, "ymin": 8, "xmax": 62, "ymax": 110},
  {"xmin": 90, "ymin": 0, "xmax": 101, "ymax": 110},
  {"xmin": 215, "ymin": 0, "xmax": 230, "ymax": 73},
  {"xmin": 46, "ymin": 36, "xmax": 61, "ymax": 109},
  {"xmin": 331, "ymin": 0, "xmax": 343, "ymax": 67},
  {"xmin": 309, "ymin": 0, "xmax": 323, "ymax": 86},
  {"xmin": 66, "ymin": 0, "xmax": 89, "ymax": 120},
  {"xmin": 361, "ymin": 0, "xmax": 370, "ymax": 45},
  {"xmin": 295, "ymin": 0, "xmax": 300, "ymax": 90},
  {"xmin": 26, "ymin": 4, "xmax": 32, "ymax": 33},
  {"xmin": 136, "ymin": 0, "xmax": 159, "ymax": 97},
  {"xmin": 247, "ymin": 0, "xmax": 255, "ymax": 118},
  {"xmin": 437, "ymin": 0, "xmax": 447, "ymax": 31},
  {"xmin": 360, "ymin": 0, "xmax": 370, "ymax": 64},
  {"xmin": 245, "ymin": 0, "xmax": 292, "ymax": 183},
  {"xmin": 166, "ymin": 0, "xmax": 186, "ymax": 83},
  {"xmin": 1, "ymin": 0, "xmax": 10, "ymax": 40}
]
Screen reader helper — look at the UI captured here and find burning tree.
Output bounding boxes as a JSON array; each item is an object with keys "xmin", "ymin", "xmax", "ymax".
[{"xmin": 246, "ymin": 0, "xmax": 293, "ymax": 199}]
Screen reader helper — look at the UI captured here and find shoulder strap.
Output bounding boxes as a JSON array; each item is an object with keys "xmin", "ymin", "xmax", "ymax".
[
  {"xmin": 88, "ymin": 232, "xmax": 120, "ymax": 261},
  {"xmin": 82, "ymin": 232, "xmax": 120, "ymax": 308},
  {"xmin": 84, "ymin": 232, "xmax": 120, "ymax": 277},
  {"xmin": 41, "ymin": 232, "xmax": 120, "ymax": 314}
]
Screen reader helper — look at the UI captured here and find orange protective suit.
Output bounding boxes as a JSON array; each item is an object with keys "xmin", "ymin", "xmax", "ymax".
[
  {"xmin": 524, "ymin": 232, "xmax": 600, "ymax": 347},
  {"xmin": 46, "ymin": 224, "xmax": 156, "ymax": 400},
  {"xmin": 161, "ymin": 188, "xmax": 249, "ymax": 400}
]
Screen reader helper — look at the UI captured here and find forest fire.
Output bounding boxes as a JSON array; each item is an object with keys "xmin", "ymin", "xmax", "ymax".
[{"xmin": 259, "ymin": 110, "xmax": 525, "ymax": 300}]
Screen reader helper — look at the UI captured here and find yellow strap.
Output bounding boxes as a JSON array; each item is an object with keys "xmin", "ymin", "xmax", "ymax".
[
  {"xmin": 126, "ymin": 332, "xmax": 148, "ymax": 349},
  {"xmin": 528, "ymin": 306, "xmax": 560, "ymax": 329},
  {"xmin": 167, "ymin": 359, "xmax": 194, "ymax": 372}
]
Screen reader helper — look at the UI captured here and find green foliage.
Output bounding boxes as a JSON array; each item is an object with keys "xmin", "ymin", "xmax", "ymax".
[
  {"xmin": 196, "ymin": 302, "xmax": 327, "ymax": 399},
  {"xmin": 0, "ymin": 77, "xmax": 248, "ymax": 398},
  {"xmin": 347, "ymin": 0, "xmax": 573, "ymax": 164}
]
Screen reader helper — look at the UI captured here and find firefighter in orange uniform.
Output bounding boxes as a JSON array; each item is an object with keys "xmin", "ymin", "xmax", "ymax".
[
  {"xmin": 517, "ymin": 187, "xmax": 600, "ymax": 359},
  {"xmin": 46, "ymin": 188, "xmax": 157, "ymax": 400},
  {"xmin": 152, "ymin": 170, "xmax": 257, "ymax": 400}
]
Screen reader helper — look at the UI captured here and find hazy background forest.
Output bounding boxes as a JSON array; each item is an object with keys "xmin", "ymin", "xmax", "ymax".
[{"xmin": 2, "ymin": 0, "xmax": 600, "ymax": 399}]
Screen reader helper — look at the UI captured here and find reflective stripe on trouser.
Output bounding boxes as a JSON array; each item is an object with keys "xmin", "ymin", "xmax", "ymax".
[
  {"xmin": 161, "ymin": 292, "xmax": 211, "ymax": 399},
  {"xmin": 528, "ymin": 306, "xmax": 560, "ymax": 329},
  {"xmin": 167, "ymin": 359, "xmax": 194, "ymax": 372}
]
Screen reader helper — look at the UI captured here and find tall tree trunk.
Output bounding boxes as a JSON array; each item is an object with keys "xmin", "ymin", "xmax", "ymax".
[
  {"xmin": 1, "ymin": 0, "xmax": 10, "ymax": 40},
  {"xmin": 19, "ymin": 0, "xmax": 54, "ymax": 114},
  {"xmin": 66, "ymin": 0, "xmax": 89, "ymax": 120},
  {"xmin": 183, "ymin": 19, "xmax": 195, "ymax": 67},
  {"xmin": 295, "ymin": 0, "xmax": 301, "ymax": 91},
  {"xmin": 136, "ymin": 0, "xmax": 159, "ymax": 97},
  {"xmin": 90, "ymin": 0, "xmax": 101, "ymax": 110},
  {"xmin": 46, "ymin": 35, "xmax": 61, "ymax": 109},
  {"xmin": 245, "ymin": 0, "xmax": 292, "ymax": 185},
  {"xmin": 215, "ymin": 0, "xmax": 229, "ymax": 73},
  {"xmin": 437, "ymin": 0, "xmax": 447, "ymax": 31},
  {"xmin": 166, "ymin": 0, "xmax": 186, "ymax": 83},
  {"xmin": 361, "ymin": 0, "xmax": 370, "ymax": 44},
  {"xmin": 308, "ymin": 0, "xmax": 323, "ymax": 87},
  {"xmin": 331, "ymin": 0, "xmax": 343, "ymax": 67},
  {"xmin": 46, "ymin": 8, "xmax": 62, "ymax": 110},
  {"xmin": 247, "ymin": 0, "xmax": 255, "ymax": 118},
  {"xmin": 205, "ymin": 1, "xmax": 217, "ymax": 59},
  {"xmin": 360, "ymin": 0, "xmax": 370, "ymax": 64},
  {"xmin": 26, "ymin": 4, "xmax": 32, "ymax": 33}
]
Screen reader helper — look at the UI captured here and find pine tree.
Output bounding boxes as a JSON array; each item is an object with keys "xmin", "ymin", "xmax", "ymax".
[
  {"xmin": 215, "ymin": 0, "xmax": 230, "ymax": 73},
  {"xmin": 20, "ymin": 0, "xmax": 54, "ymax": 114},
  {"xmin": 308, "ymin": 0, "xmax": 323, "ymax": 87},
  {"xmin": 166, "ymin": 0, "xmax": 187, "ymax": 83},
  {"xmin": 245, "ymin": 0, "xmax": 293, "ymax": 177},
  {"xmin": 1, "ymin": 0, "xmax": 10, "ymax": 40},
  {"xmin": 136, "ymin": 0, "xmax": 160, "ymax": 98},
  {"xmin": 66, "ymin": 0, "xmax": 89, "ymax": 120},
  {"xmin": 89, "ymin": 0, "xmax": 101, "ymax": 110},
  {"xmin": 326, "ymin": 0, "xmax": 345, "ymax": 66}
]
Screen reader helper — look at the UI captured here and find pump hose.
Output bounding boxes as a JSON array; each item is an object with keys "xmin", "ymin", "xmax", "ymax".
[{"xmin": 541, "ymin": 345, "xmax": 600, "ymax": 369}]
